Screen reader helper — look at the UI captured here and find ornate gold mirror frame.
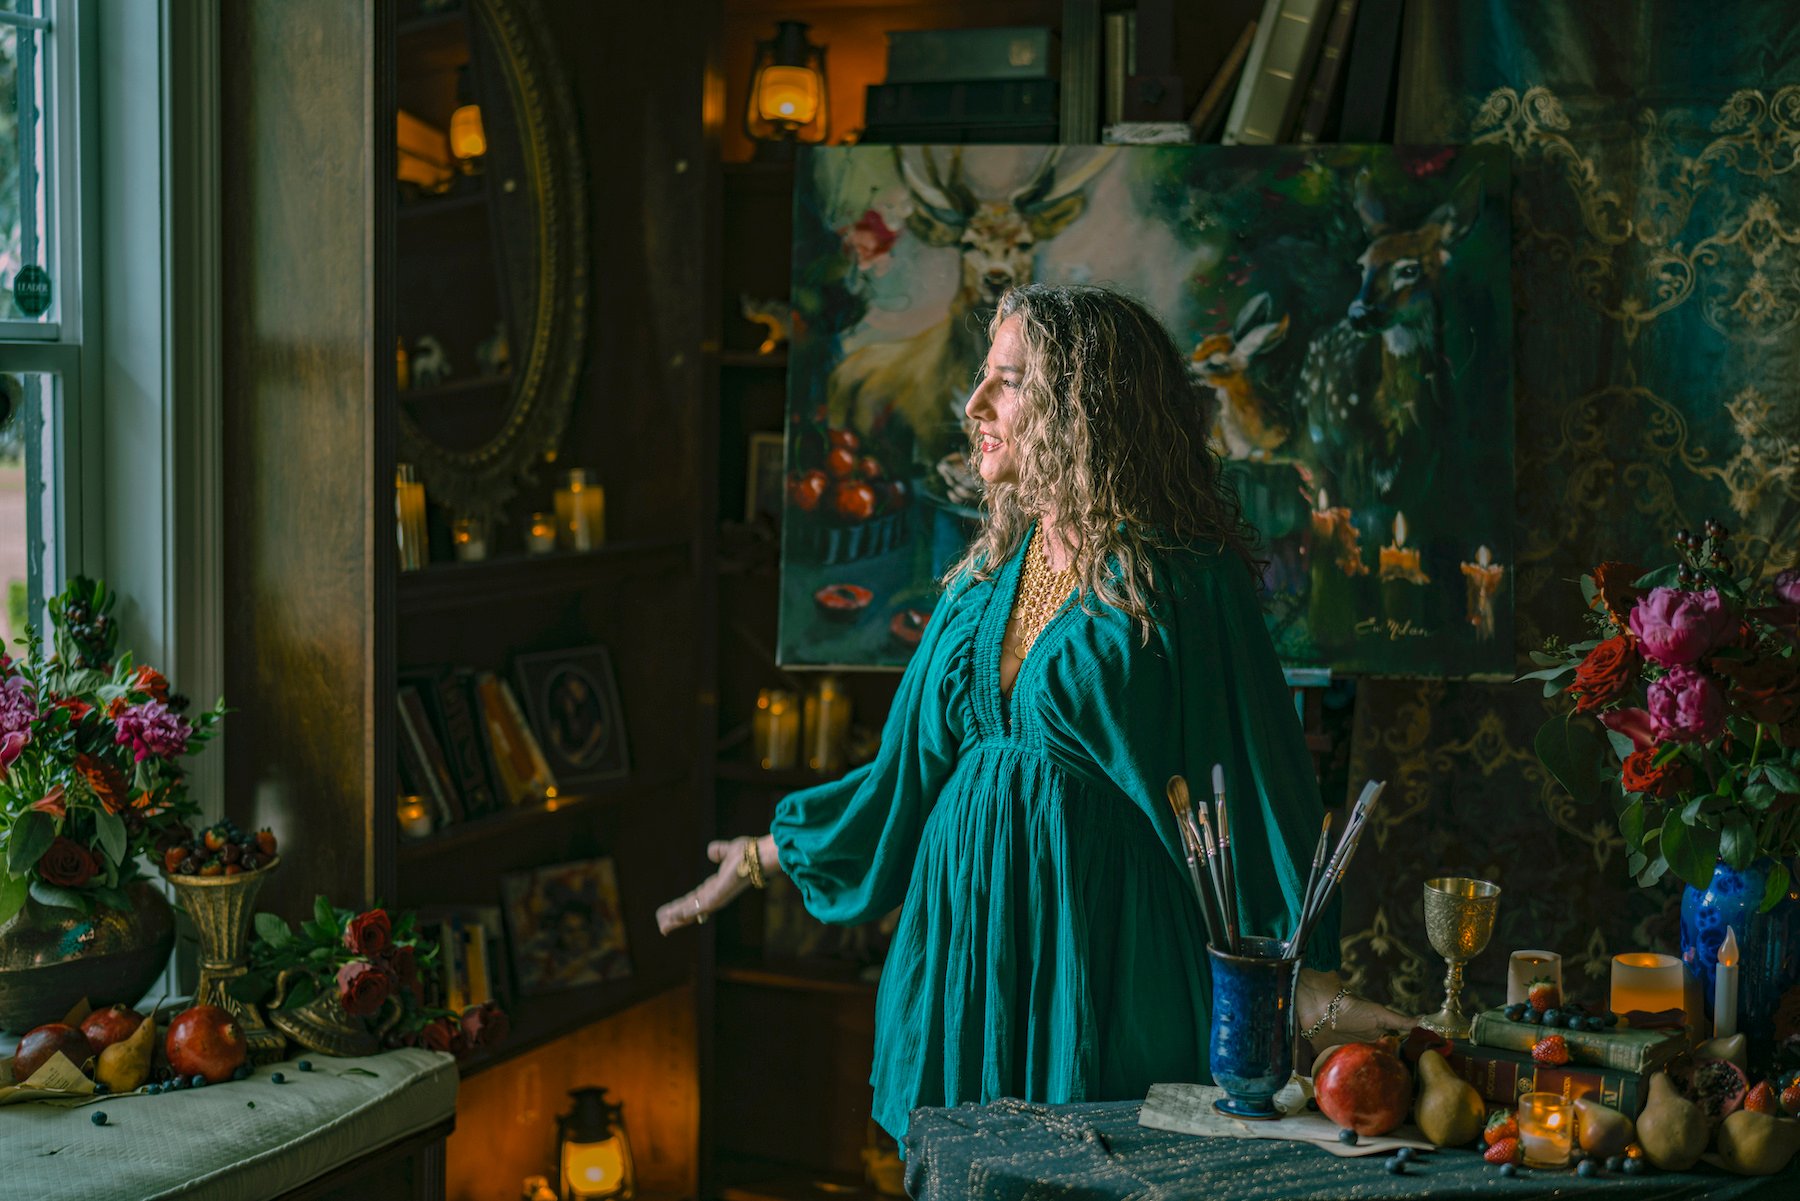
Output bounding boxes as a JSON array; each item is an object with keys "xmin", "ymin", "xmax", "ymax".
[{"xmin": 397, "ymin": 0, "xmax": 589, "ymax": 519}]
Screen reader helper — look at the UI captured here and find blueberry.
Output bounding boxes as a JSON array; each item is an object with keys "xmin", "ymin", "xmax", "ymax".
[
  {"xmin": 1603, "ymin": 1012, "xmax": 1619, "ymax": 1027},
  {"xmin": 1395, "ymin": 1146, "xmax": 1416, "ymax": 1162},
  {"xmin": 271, "ymin": 1071, "xmax": 286, "ymax": 1084},
  {"xmin": 1578, "ymin": 1159, "xmax": 1600, "ymax": 1178},
  {"xmin": 190, "ymin": 1074, "xmax": 207, "ymax": 1088},
  {"xmin": 298, "ymin": 1060, "xmax": 313, "ymax": 1072},
  {"xmin": 1585, "ymin": 1015, "xmax": 1607, "ymax": 1032},
  {"xmin": 169, "ymin": 1077, "xmax": 186, "ymax": 1091},
  {"xmin": 1384, "ymin": 1156, "xmax": 1406, "ymax": 1174},
  {"xmin": 1306, "ymin": 1098, "xmax": 1320, "ymax": 1111},
  {"xmin": 90, "ymin": 1111, "xmax": 108, "ymax": 1126},
  {"xmin": 1623, "ymin": 1157, "xmax": 1647, "ymax": 1176},
  {"xmin": 1499, "ymin": 1162, "xmax": 1518, "ymax": 1178},
  {"xmin": 92, "ymin": 1082, "xmax": 109, "ymax": 1095},
  {"xmin": 1544, "ymin": 1009, "xmax": 1563, "ymax": 1025},
  {"xmin": 1605, "ymin": 1156, "xmax": 1623, "ymax": 1172},
  {"xmin": 1524, "ymin": 1009, "xmax": 1543, "ymax": 1025},
  {"xmin": 1504, "ymin": 1003, "xmax": 1525, "ymax": 1021},
  {"xmin": 232, "ymin": 1065, "xmax": 251, "ymax": 1081},
  {"xmin": 1338, "ymin": 1127, "xmax": 1359, "ymax": 1145}
]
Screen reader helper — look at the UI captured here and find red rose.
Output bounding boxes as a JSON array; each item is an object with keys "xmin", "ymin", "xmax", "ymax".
[
  {"xmin": 460, "ymin": 1001, "xmax": 509, "ymax": 1051},
  {"xmin": 1568, "ymin": 635, "xmax": 1640, "ymax": 713},
  {"xmin": 75, "ymin": 753, "xmax": 130, "ymax": 815},
  {"xmin": 1715, "ymin": 653, "xmax": 1800, "ymax": 741},
  {"xmin": 1590, "ymin": 561, "xmax": 1643, "ymax": 628},
  {"xmin": 37, "ymin": 836, "xmax": 99, "ymax": 887},
  {"xmin": 388, "ymin": 943, "xmax": 422, "ymax": 1003},
  {"xmin": 343, "ymin": 909, "xmax": 392, "ymax": 957},
  {"xmin": 417, "ymin": 1015, "xmax": 469, "ymax": 1057},
  {"xmin": 336, "ymin": 959, "xmax": 392, "ymax": 1018},
  {"xmin": 1620, "ymin": 745, "xmax": 1693, "ymax": 799},
  {"xmin": 133, "ymin": 665, "xmax": 171, "ymax": 702}
]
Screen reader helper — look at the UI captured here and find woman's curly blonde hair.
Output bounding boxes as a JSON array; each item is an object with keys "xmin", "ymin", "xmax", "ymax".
[{"xmin": 945, "ymin": 283, "xmax": 1261, "ymax": 635}]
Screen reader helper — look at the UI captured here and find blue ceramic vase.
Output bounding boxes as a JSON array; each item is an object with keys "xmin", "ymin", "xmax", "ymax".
[
  {"xmin": 1208, "ymin": 936, "xmax": 1301, "ymax": 1119},
  {"xmin": 1680, "ymin": 857, "xmax": 1800, "ymax": 1057}
]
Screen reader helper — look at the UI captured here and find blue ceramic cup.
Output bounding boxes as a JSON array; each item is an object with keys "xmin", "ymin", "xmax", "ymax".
[{"xmin": 1208, "ymin": 936, "xmax": 1301, "ymax": 1119}]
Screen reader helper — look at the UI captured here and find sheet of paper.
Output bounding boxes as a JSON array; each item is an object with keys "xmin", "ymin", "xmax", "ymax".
[
  {"xmin": 0, "ymin": 1051, "xmax": 97, "ymax": 1106},
  {"xmin": 1141, "ymin": 1081, "xmax": 1436, "ymax": 1157}
]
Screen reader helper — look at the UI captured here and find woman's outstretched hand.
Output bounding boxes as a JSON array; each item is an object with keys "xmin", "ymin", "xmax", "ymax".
[
  {"xmin": 1296, "ymin": 968, "xmax": 1422, "ymax": 1061},
  {"xmin": 656, "ymin": 835, "xmax": 771, "ymax": 935}
]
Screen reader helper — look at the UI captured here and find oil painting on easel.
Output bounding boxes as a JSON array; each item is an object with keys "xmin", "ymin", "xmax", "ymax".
[{"xmin": 777, "ymin": 144, "xmax": 1513, "ymax": 676}]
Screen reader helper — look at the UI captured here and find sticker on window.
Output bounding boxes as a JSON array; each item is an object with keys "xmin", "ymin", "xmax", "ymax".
[{"xmin": 12, "ymin": 266, "xmax": 52, "ymax": 318}]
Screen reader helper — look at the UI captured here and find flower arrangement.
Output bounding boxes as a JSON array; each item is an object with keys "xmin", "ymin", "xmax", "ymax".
[
  {"xmin": 1527, "ymin": 520, "xmax": 1800, "ymax": 909},
  {"xmin": 231, "ymin": 897, "xmax": 507, "ymax": 1058},
  {"xmin": 0, "ymin": 578, "xmax": 224, "ymax": 922}
]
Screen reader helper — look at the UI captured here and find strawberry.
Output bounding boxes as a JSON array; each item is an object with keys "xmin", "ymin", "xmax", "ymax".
[
  {"xmin": 1745, "ymin": 1081, "xmax": 1777, "ymax": 1114},
  {"xmin": 256, "ymin": 829, "xmax": 278, "ymax": 856},
  {"xmin": 162, "ymin": 845, "xmax": 187, "ymax": 873},
  {"xmin": 203, "ymin": 827, "xmax": 226, "ymax": 852},
  {"xmin": 1782, "ymin": 1082, "xmax": 1800, "ymax": 1116},
  {"xmin": 1532, "ymin": 1034, "xmax": 1570, "ymax": 1066},
  {"xmin": 1527, "ymin": 976, "xmax": 1560, "ymax": 1013},
  {"xmin": 1484, "ymin": 1108, "xmax": 1519, "ymax": 1146},
  {"xmin": 1484, "ymin": 1137, "xmax": 1523, "ymax": 1165}
]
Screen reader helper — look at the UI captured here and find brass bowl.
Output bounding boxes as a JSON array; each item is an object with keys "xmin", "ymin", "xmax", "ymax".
[{"xmin": 0, "ymin": 881, "xmax": 175, "ymax": 1033}]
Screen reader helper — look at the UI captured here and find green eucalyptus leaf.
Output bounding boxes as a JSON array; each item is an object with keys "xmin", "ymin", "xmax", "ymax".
[
  {"xmin": 5, "ymin": 811, "xmax": 56, "ymax": 876},
  {"xmin": 1637, "ymin": 853, "xmax": 1671, "ymax": 887},
  {"xmin": 1763, "ymin": 762, "xmax": 1800, "ymax": 794},
  {"xmin": 255, "ymin": 912, "xmax": 293, "ymax": 947},
  {"xmin": 94, "ymin": 810, "xmax": 127, "ymax": 865},
  {"xmin": 28, "ymin": 880, "xmax": 88, "ymax": 912},
  {"xmin": 1580, "ymin": 575, "xmax": 1599, "ymax": 606},
  {"xmin": 1517, "ymin": 665, "xmax": 1575, "ymax": 683},
  {"xmin": 93, "ymin": 885, "xmax": 130, "ymax": 912},
  {"xmin": 1544, "ymin": 677, "xmax": 1572, "ymax": 698},
  {"xmin": 1761, "ymin": 863, "xmax": 1792, "ymax": 914},
  {"xmin": 1605, "ymin": 729, "xmax": 1639, "ymax": 763},
  {"xmin": 1681, "ymin": 795, "xmax": 1706, "ymax": 824},
  {"xmin": 1634, "ymin": 565, "xmax": 1682, "ymax": 590},
  {"xmin": 1627, "ymin": 849, "xmax": 1648, "ymax": 875},
  {"xmin": 1619, "ymin": 799, "xmax": 1646, "ymax": 848},
  {"xmin": 1663, "ymin": 820, "xmax": 1720, "ymax": 891},
  {"xmin": 1721, "ymin": 816, "xmax": 1757, "ymax": 871},
  {"xmin": 1535, "ymin": 716, "xmax": 1605, "ymax": 805},
  {"xmin": 0, "ymin": 874, "xmax": 28, "ymax": 925},
  {"xmin": 1567, "ymin": 639, "xmax": 1602, "ymax": 653},
  {"xmin": 314, "ymin": 894, "xmax": 335, "ymax": 929},
  {"xmin": 1743, "ymin": 781, "xmax": 1777, "ymax": 812},
  {"xmin": 1529, "ymin": 650, "xmax": 1566, "ymax": 668}
]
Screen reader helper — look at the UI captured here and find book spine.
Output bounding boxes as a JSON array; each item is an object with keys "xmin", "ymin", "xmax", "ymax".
[
  {"xmin": 1221, "ymin": 0, "xmax": 1284, "ymax": 144},
  {"xmin": 475, "ymin": 673, "xmax": 531, "ymax": 805},
  {"xmin": 1228, "ymin": 0, "xmax": 1332, "ymax": 144},
  {"xmin": 1295, "ymin": 0, "xmax": 1359, "ymax": 143},
  {"xmin": 397, "ymin": 689, "xmax": 460, "ymax": 826},
  {"xmin": 1103, "ymin": 12, "xmax": 1129, "ymax": 127},
  {"xmin": 433, "ymin": 671, "xmax": 497, "ymax": 816},
  {"xmin": 497, "ymin": 677, "xmax": 560, "ymax": 796},
  {"xmin": 1469, "ymin": 1013, "xmax": 1664, "ymax": 1074},
  {"xmin": 1447, "ymin": 1050, "xmax": 1646, "ymax": 1116}
]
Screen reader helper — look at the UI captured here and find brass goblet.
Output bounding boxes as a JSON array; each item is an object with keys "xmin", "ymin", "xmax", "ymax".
[{"xmin": 1421, "ymin": 876, "xmax": 1500, "ymax": 1038}]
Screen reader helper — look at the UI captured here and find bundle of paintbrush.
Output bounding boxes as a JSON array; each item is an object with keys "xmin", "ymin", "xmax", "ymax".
[{"xmin": 1166, "ymin": 770, "xmax": 1388, "ymax": 958}]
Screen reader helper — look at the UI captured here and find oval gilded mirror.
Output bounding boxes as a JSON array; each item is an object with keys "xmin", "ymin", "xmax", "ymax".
[{"xmin": 393, "ymin": 0, "xmax": 588, "ymax": 519}]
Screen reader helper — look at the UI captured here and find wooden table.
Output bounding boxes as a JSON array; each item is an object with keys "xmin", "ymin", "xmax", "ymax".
[{"xmin": 903, "ymin": 1098, "xmax": 1797, "ymax": 1200}]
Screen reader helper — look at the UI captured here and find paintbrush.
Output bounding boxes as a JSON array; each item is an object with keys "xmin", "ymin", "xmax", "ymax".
[
  {"xmin": 1167, "ymin": 776, "xmax": 1224, "ymax": 949},
  {"xmin": 1284, "ymin": 811, "xmax": 1333, "ymax": 959},
  {"xmin": 1290, "ymin": 781, "xmax": 1387, "ymax": 959},
  {"xmin": 1212, "ymin": 764, "xmax": 1241, "ymax": 953},
  {"xmin": 1196, "ymin": 805, "xmax": 1235, "ymax": 953}
]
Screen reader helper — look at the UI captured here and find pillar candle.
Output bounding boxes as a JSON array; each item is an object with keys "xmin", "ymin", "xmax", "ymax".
[
  {"xmin": 1507, "ymin": 950, "xmax": 1561, "ymax": 1007},
  {"xmin": 1714, "ymin": 927, "xmax": 1740, "ymax": 1039},
  {"xmin": 1610, "ymin": 952, "xmax": 1684, "ymax": 1018}
]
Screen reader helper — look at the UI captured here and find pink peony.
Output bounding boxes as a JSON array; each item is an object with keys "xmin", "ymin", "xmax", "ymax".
[
  {"xmin": 112, "ymin": 699, "xmax": 192, "ymax": 762},
  {"xmin": 1776, "ymin": 568, "xmax": 1800, "ymax": 606},
  {"xmin": 1600, "ymin": 707, "xmax": 1656, "ymax": 752},
  {"xmin": 0, "ymin": 674, "xmax": 40, "ymax": 740},
  {"xmin": 1628, "ymin": 587, "xmax": 1734, "ymax": 666},
  {"xmin": 1647, "ymin": 665, "xmax": 1727, "ymax": 744}
]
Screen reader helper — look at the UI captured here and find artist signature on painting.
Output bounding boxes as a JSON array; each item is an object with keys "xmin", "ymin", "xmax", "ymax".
[{"xmin": 1357, "ymin": 617, "xmax": 1429, "ymax": 641}]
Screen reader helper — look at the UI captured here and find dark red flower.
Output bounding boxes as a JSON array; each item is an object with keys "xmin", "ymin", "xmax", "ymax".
[
  {"xmin": 388, "ymin": 943, "xmax": 422, "ymax": 1003},
  {"xmin": 1568, "ymin": 636, "xmax": 1639, "ymax": 713},
  {"xmin": 37, "ymin": 836, "xmax": 99, "ymax": 887},
  {"xmin": 460, "ymin": 1001, "xmax": 509, "ymax": 1050},
  {"xmin": 343, "ymin": 909, "xmax": 392, "ymax": 957},
  {"xmin": 1620, "ymin": 746, "xmax": 1692, "ymax": 799},
  {"xmin": 53, "ymin": 696, "xmax": 94, "ymax": 722},
  {"xmin": 75, "ymin": 753, "xmax": 130, "ymax": 815},
  {"xmin": 133, "ymin": 665, "xmax": 171, "ymax": 703},
  {"xmin": 417, "ymin": 1015, "xmax": 470, "ymax": 1057},
  {"xmin": 1590, "ymin": 561, "xmax": 1643, "ymax": 628},
  {"xmin": 336, "ymin": 959, "xmax": 392, "ymax": 1018}
]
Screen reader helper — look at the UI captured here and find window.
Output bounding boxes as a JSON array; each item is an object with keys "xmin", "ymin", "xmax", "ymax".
[{"xmin": 0, "ymin": 0, "xmax": 84, "ymax": 643}]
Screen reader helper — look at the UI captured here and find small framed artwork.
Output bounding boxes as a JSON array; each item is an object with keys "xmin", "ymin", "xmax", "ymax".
[
  {"xmin": 745, "ymin": 431, "xmax": 785, "ymax": 522},
  {"xmin": 500, "ymin": 858, "xmax": 633, "ymax": 995},
  {"xmin": 512, "ymin": 646, "xmax": 630, "ymax": 789}
]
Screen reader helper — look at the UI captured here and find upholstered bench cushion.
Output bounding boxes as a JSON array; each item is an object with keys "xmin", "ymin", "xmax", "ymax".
[{"xmin": 0, "ymin": 1049, "xmax": 457, "ymax": 1201}]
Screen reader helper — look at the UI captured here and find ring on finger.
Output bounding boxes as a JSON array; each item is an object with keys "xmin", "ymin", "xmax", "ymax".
[{"xmin": 693, "ymin": 895, "xmax": 707, "ymax": 925}]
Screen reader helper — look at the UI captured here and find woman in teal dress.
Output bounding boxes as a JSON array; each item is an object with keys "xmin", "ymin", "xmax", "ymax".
[{"xmin": 660, "ymin": 285, "xmax": 1406, "ymax": 1143}]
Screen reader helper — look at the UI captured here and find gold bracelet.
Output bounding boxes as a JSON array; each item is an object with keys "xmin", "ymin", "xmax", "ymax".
[{"xmin": 737, "ymin": 838, "xmax": 765, "ymax": 889}]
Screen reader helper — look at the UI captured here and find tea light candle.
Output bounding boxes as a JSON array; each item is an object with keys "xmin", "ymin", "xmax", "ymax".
[
  {"xmin": 554, "ymin": 469, "xmax": 606, "ymax": 551},
  {"xmin": 1611, "ymin": 952, "xmax": 1684, "ymax": 1018},
  {"xmin": 1507, "ymin": 950, "xmax": 1562, "ymax": 1007},
  {"xmin": 451, "ymin": 515, "xmax": 487, "ymax": 562},
  {"xmin": 1517, "ymin": 1092, "xmax": 1572, "ymax": 1168},
  {"xmin": 526, "ymin": 511, "xmax": 557, "ymax": 555},
  {"xmin": 397, "ymin": 796, "xmax": 433, "ymax": 839},
  {"xmin": 1714, "ymin": 927, "xmax": 1740, "ymax": 1039}
]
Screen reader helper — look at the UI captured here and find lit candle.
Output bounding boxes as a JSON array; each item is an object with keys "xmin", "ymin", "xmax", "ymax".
[
  {"xmin": 1507, "ymin": 950, "xmax": 1561, "ymax": 1007},
  {"xmin": 396, "ymin": 796, "xmax": 433, "ymax": 839},
  {"xmin": 753, "ymin": 689, "xmax": 801, "ymax": 771},
  {"xmin": 1377, "ymin": 512, "xmax": 1427, "ymax": 580},
  {"xmin": 1460, "ymin": 545, "xmax": 1505, "ymax": 641},
  {"xmin": 1610, "ymin": 952, "xmax": 1685, "ymax": 1020},
  {"xmin": 554, "ymin": 469, "xmax": 607, "ymax": 551},
  {"xmin": 1517, "ymin": 1092, "xmax": 1572, "ymax": 1168},
  {"xmin": 1377, "ymin": 511, "xmax": 1430, "ymax": 630},
  {"xmin": 1307, "ymin": 489, "xmax": 1365, "ymax": 650},
  {"xmin": 527, "ymin": 511, "xmax": 558, "ymax": 555},
  {"xmin": 395, "ymin": 464, "xmax": 430, "ymax": 570},
  {"xmin": 1714, "ymin": 927, "xmax": 1740, "ymax": 1039},
  {"xmin": 451, "ymin": 515, "xmax": 488, "ymax": 562}
]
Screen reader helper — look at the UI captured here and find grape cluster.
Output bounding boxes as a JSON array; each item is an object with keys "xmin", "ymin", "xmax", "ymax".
[
  {"xmin": 1673, "ymin": 518, "xmax": 1734, "ymax": 585},
  {"xmin": 162, "ymin": 822, "xmax": 278, "ymax": 876},
  {"xmin": 48, "ymin": 578, "xmax": 119, "ymax": 670}
]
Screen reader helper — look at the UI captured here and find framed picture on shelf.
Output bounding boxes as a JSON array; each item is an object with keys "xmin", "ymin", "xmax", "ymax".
[
  {"xmin": 512, "ymin": 646, "xmax": 630, "ymax": 789},
  {"xmin": 473, "ymin": 670, "xmax": 558, "ymax": 805},
  {"xmin": 499, "ymin": 858, "xmax": 633, "ymax": 995},
  {"xmin": 745, "ymin": 431, "xmax": 785, "ymax": 522},
  {"xmin": 416, "ymin": 904, "xmax": 510, "ymax": 1013}
]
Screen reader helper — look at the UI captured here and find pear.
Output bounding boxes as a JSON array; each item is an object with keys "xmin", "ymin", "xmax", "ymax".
[
  {"xmin": 1716, "ymin": 1109, "xmax": 1800, "ymax": 1176},
  {"xmin": 1413, "ymin": 1049, "xmax": 1486, "ymax": 1148},
  {"xmin": 1637, "ymin": 1071, "xmax": 1708, "ymax": 1171},
  {"xmin": 1693, "ymin": 1033, "xmax": 1747, "ymax": 1067},
  {"xmin": 1574, "ymin": 1095, "xmax": 1635, "ymax": 1159},
  {"xmin": 95, "ymin": 1007, "xmax": 157, "ymax": 1094}
]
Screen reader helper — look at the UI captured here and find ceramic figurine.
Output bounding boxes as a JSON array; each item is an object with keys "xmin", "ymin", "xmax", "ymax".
[
  {"xmin": 476, "ymin": 321, "xmax": 511, "ymax": 375},
  {"xmin": 413, "ymin": 334, "xmax": 452, "ymax": 388}
]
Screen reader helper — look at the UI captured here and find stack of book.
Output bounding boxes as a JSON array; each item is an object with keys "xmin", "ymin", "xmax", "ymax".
[
  {"xmin": 1216, "ymin": 0, "xmax": 1405, "ymax": 145},
  {"xmin": 1447, "ymin": 1007, "xmax": 1688, "ymax": 1117},
  {"xmin": 861, "ymin": 27, "xmax": 1059, "ymax": 144},
  {"xmin": 396, "ymin": 666, "xmax": 558, "ymax": 833}
]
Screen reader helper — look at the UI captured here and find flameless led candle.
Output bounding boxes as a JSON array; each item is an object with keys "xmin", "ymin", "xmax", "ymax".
[
  {"xmin": 1610, "ymin": 952, "xmax": 1684, "ymax": 1018},
  {"xmin": 1715, "ymin": 927, "xmax": 1740, "ymax": 1039},
  {"xmin": 1507, "ymin": 950, "xmax": 1562, "ymax": 1007},
  {"xmin": 527, "ymin": 511, "xmax": 557, "ymax": 555},
  {"xmin": 451, "ymin": 515, "xmax": 487, "ymax": 562},
  {"xmin": 753, "ymin": 689, "xmax": 800, "ymax": 771},
  {"xmin": 396, "ymin": 796, "xmax": 433, "ymax": 840},
  {"xmin": 555, "ymin": 469, "xmax": 606, "ymax": 551},
  {"xmin": 1517, "ymin": 1092, "xmax": 1572, "ymax": 1168}
]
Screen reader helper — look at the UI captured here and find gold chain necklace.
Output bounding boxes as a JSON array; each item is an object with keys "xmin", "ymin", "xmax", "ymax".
[{"xmin": 1005, "ymin": 529, "xmax": 1075, "ymax": 661}]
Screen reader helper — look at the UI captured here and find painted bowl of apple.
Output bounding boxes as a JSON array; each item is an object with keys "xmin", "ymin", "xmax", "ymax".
[{"xmin": 814, "ymin": 583, "xmax": 873, "ymax": 623}]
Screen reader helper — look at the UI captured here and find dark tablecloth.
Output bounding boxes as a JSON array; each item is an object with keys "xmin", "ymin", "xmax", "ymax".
[{"xmin": 902, "ymin": 1098, "xmax": 1796, "ymax": 1201}]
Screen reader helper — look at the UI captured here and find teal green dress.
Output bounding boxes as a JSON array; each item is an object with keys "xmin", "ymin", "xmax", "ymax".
[{"xmin": 771, "ymin": 536, "xmax": 1339, "ymax": 1142}]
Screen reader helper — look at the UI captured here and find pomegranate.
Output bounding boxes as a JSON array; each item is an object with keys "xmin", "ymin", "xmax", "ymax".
[
  {"xmin": 165, "ymin": 1005, "xmax": 248, "ymax": 1084},
  {"xmin": 13, "ymin": 1023, "xmax": 95, "ymax": 1082},
  {"xmin": 79, "ymin": 1005, "xmax": 146, "ymax": 1057},
  {"xmin": 1314, "ymin": 1041, "xmax": 1413, "ymax": 1136}
]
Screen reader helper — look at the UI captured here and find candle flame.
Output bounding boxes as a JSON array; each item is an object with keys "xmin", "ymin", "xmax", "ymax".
[
  {"xmin": 1545, "ymin": 1111, "xmax": 1565, "ymax": 1129},
  {"xmin": 1477, "ymin": 545, "xmax": 1492, "ymax": 567},
  {"xmin": 1393, "ymin": 512, "xmax": 1408, "ymax": 548},
  {"xmin": 1317, "ymin": 488, "xmax": 1330, "ymax": 512},
  {"xmin": 1720, "ymin": 926, "xmax": 1739, "ymax": 966}
]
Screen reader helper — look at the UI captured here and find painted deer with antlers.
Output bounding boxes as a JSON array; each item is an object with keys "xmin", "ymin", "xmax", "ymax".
[
  {"xmin": 1299, "ymin": 167, "xmax": 1484, "ymax": 511},
  {"xmin": 827, "ymin": 146, "xmax": 1115, "ymax": 460}
]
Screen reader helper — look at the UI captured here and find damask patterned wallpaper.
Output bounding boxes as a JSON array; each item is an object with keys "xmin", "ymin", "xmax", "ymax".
[{"xmin": 1339, "ymin": 0, "xmax": 1800, "ymax": 1016}]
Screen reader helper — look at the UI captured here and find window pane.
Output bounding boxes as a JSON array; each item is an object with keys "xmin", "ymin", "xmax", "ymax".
[
  {"xmin": 0, "ymin": 371, "xmax": 51, "ymax": 643},
  {"xmin": 2, "ymin": 0, "xmax": 53, "ymax": 324}
]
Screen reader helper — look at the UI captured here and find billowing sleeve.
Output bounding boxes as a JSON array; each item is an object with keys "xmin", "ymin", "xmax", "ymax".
[
  {"xmin": 1038, "ymin": 553, "xmax": 1340, "ymax": 971},
  {"xmin": 770, "ymin": 586, "xmax": 967, "ymax": 926}
]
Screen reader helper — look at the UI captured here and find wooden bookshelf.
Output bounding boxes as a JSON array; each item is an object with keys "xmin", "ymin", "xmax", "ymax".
[{"xmin": 396, "ymin": 537, "xmax": 691, "ymax": 613}]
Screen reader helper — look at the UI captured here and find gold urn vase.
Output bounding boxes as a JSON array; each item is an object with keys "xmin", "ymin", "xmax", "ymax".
[
  {"xmin": 164, "ymin": 857, "xmax": 286, "ymax": 1063},
  {"xmin": 266, "ymin": 965, "xmax": 398, "ymax": 1058}
]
